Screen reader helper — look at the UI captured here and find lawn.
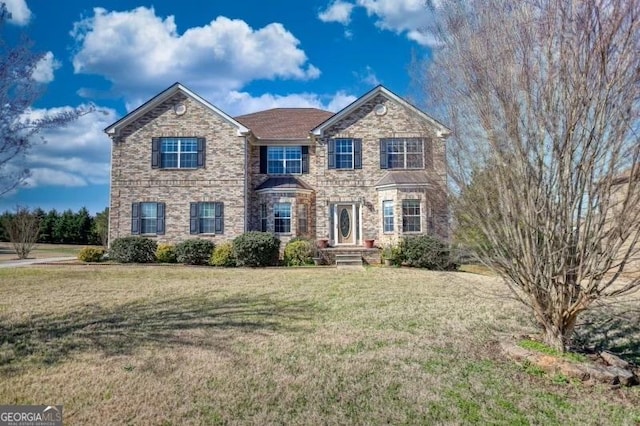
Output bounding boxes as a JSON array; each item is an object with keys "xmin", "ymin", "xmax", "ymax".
[
  {"xmin": 0, "ymin": 243, "xmax": 87, "ymax": 262},
  {"xmin": 0, "ymin": 265, "xmax": 638, "ymax": 425}
]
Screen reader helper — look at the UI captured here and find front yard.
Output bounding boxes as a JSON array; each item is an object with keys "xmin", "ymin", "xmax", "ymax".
[{"xmin": 0, "ymin": 266, "xmax": 638, "ymax": 424}]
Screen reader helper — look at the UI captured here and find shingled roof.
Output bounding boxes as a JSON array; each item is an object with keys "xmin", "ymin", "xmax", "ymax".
[{"xmin": 235, "ymin": 108, "xmax": 334, "ymax": 140}]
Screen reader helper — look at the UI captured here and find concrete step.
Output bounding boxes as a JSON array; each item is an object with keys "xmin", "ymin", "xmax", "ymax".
[{"xmin": 335, "ymin": 254, "xmax": 363, "ymax": 267}]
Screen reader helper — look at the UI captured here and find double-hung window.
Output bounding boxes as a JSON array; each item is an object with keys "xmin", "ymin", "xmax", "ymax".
[
  {"xmin": 260, "ymin": 203, "xmax": 268, "ymax": 232},
  {"xmin": 327, "ymin": 138, "xmax": 362, "ymax": 169},
  {"xmin": 402, "ymin": 200, "xmax": 421, "ymax": 233},
  {"xmin": 380, "ymin": 138, "xmax": 424, "ymax": 169},
  {"xmin": 190, "ymin": 202, "xmax": 224, "ymax": 234},
  {"xmin": 152, "ymin": 137, "xmax": 205, "ymax": 169},
  {"xmin": 274, "ymin": 203, "xmax": 291, "ymax": 233},
  {"xmin": 382, "ymin": 201, "xmax": 394, "ymax": 233},
  {"xmin": 268, "ymin": 147, "xmax": 302, "ymax": 174},
  {"xmin": 297, "ymin": 203, "xmax": 308, "ymax": 235},
  {"xmin": 131, "ymin": 202, "xmax": 165, "ymax": 235}
]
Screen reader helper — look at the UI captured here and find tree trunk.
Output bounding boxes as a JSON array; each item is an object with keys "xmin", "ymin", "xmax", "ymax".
[{"xmin": 541, "ymin": 313, "xmax": 578, "ymax": 353}]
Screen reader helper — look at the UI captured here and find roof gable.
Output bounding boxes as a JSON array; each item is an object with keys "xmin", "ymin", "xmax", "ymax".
[
  {"xmin": 104, "ymin": 82, "xmax": 249, "ymax": 137},
  {"xmin": 236, "ymin": 108, "xmax": 333, "ymax": 140},
  {"xmin": 312, "ymin": 85, "xmax": 450, "ymax": 138}
]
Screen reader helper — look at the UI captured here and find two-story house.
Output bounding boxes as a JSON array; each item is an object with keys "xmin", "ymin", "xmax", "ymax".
[{"xmin": 105, "ymin": 83, "xmax": 450, "ymax": 253}]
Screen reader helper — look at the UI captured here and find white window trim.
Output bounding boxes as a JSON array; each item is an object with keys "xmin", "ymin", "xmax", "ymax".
[
  {"xmin": 385, "ymin": 138, "xmax": 425, "ymax": 170},
  {"xmin": 335, "ymin": 138, "xmax": 355, "ymax": 170},
  {"xmin": 267, "ymin": 146, "xmax": 303, "ymax": 175},
  {"xmin": 382, "ymin": 200, "xmax": 394, "ymax": 234},
  {"xmin": 402, "ymin": 199, "xmax": 422, "ymax": 233},
  {"xmin": 161, "ymin": 137, "xmax": 198, "ymax": 169},
  {"xmin": 274, "ymin": 202, "xmax": 292, "ymax": 234}
]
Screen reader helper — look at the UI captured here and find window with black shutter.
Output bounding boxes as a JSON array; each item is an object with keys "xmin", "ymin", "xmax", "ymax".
[
  {"xmin": 152, "ymin": 137, "xmax": 205, "ymax": 169},
  {"xmin": 190, "ymin": 202, "xmax": 224, "ymax": 234}
]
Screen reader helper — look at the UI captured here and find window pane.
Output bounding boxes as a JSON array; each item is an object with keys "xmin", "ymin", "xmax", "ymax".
[
  {"xmin": 335, "ymin": 139, "xmax": 353, "ymax": 169},
  {"xmin": 140, "ymin": 202, "xmax": 157, "ymax": 234},
  {"xmin": 298, "ymin": 204, "xmax": 308, "ymax": 234},
  {"xmin": 274, "ymin": 203, "xmax": 291, "ymax": 233},
  {"xmin": 402, "ymin": 200, "xmax": 421, "ymax": 232},
  {"xmin": 160, "ymin": 138, "xmax": 198, "ymax": 168},
  {"xmin": 383, "ymin": 200, "xmax": 394, "ymax": 233},
  {"xmin": 268, "ymin": 147, "xmax": 301, "ymax": 174},
  {"xmin": 260, "ymin": 203, "xmax": 268, "ymax": 232},
  {"xmin": 384, "ymin": 138, "xmax": 424, "ymax": 169}
]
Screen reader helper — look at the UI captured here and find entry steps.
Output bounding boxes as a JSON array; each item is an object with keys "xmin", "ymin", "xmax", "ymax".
[{"xmin": 335, "ymin": 253, "xmax": 363, "ymax": 267}]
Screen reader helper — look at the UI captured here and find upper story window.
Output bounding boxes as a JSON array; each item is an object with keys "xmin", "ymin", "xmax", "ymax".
[
  {"xmin": 152, "ymin": 137, "xmax": 205, "ymax": 169},
  {"xmin": 327, "ymin": 138, "xmax": 362, "ymax": 170},
  {"xmin": 260, "ymin": 146, "xmax": 309, "ymax": 175},
  {"xmin": 380, "ymin": 138, "xmax": 424, "ymax": 169}
]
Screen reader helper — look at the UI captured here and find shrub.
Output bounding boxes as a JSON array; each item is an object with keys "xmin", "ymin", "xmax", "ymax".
[
  {"xmin": 233, "ymin": 232, "xmax": 280, "ymax": 267},
  {"xmin": 156, "ymin": 243, "xmax": 177, "ymax": 263},
  {"xmin": 210, "ymin": 241, "xmax": 235, "ymax": 267},
  {"xmin": 382, "ymin": 243, "xmax": 404, "ymax": 266},
  {"xmin": 401, "ymin": 235, "xmax": 457, "ymax": 270},
  {"xmin": 284, "ymin": 239, "xmax": 314, "ymax": 266},
  {"xmin": 77, "ymin": 246, "xmax": 105, "ymax": 262},
  {"xmin": 175, "ymin": 239, "xmax": 215, "ymax": 265},
  {"xmin": 109, "ymin": 236, "xmax": 157, "ymax": 263}
]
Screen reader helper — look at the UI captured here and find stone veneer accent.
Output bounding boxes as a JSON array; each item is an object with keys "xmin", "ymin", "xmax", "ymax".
[
  {"xmin": 108, "ymin": 93, "xmax": 247, "ymax": 245},
  {"xmin": 108, "ymin": 87, "xmax": 448, "ymax": 248}
]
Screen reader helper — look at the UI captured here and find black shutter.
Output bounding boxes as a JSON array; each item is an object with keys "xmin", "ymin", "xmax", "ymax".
[
  {"xmin": 151, "ymin": 138, "xmax": 160, "ymax": 168},
  {"xmin": 156, "ymin": 203, "xmax": 165, "ymax": 235},
  {"xmin": 131, "ymin": 202, "xmax": 140, "ymax": 234},
  {"xmin": 327, "ymin": 139, "xmax": 335, "ymax": 169},
  {"xmin": 215, "ymin": 202, "xmax": 224, "ymax": 234},
  {"xmin": 301, "ymin": 146, "xmax": 309, "ymax": 174},
  {"xmin": 380, "ymin": 139, "xmax": 388, "ymax": 169},
  {"xmin": 424, "ymin": 138, "xmax": 432, "ymax": 169},
  {"xmin": 197, "ymin": 138, "xmax": 206, "ymax": 168},
  {"xmin": 190, "ymin": 202, "xmax": 199, "ymax": 234},
  {"xmin": 354, "ymin": 139, "xmax": 362, "ymax": 169},
  {"xmin": 260, "ymin": 146, "xmax": 267, "ymax": 174}
]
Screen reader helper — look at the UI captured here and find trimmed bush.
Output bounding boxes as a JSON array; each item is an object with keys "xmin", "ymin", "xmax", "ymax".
[
  {"xmin": 210, "ymin": 241, "xmax": 235, "ymax": 267},
  {"xmin": 156, "ymin": 243, "xmax": 177, "ymax": 263},
  {"xmin": 284, "ymin": 239, "xmax": 313, "ymax": 266},
  {"xmin": 175, "ymin": 239, "xmax": 215, "ymax": 265},
  {"xmin": 77, "ymin": 246, "xmax": 105, "ymax": 262},
  {"xmin": 401, "ymin": 235, "xmax": 457, "ymax": 270},
  {"xmin": 233, "ymin": 232, "xmax": 280, "ymax": 267},
  {"xmin": 109, "ymin": 236, "xmax": 157, "ymax": 263}
]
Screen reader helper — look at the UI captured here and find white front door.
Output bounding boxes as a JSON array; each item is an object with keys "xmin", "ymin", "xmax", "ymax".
[{"xmin": 331, "ymin": 204, "xmax": 360, "ymax": 245}]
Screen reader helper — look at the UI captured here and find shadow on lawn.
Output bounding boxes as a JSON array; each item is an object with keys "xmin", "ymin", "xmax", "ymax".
[
  {"xmin": 0, "ymin": 293, "xmax": 317, "ymax": 369},
  {"xmin": 574, "ymin": 301, "xmax": 640, "ymax": 365}
]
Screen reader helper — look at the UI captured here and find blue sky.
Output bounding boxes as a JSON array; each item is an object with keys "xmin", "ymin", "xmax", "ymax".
[{"xmin": 1, "ymin": 0, "xmax": 437, "ymax": 215}]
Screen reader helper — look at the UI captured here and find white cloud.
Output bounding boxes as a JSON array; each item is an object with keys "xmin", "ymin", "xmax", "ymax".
[
  {"xmin": 216, "ymin": 90, "xmax": 357, "ymax": 116},
  {"xmin": 356, "ymin": 0, "xmax": 438, "ymax": 46},
  {"xmin": 18, "ymin": 105, "xmax": 117, "ymax": 188},
  {"xmin": 4, "ymin": 0, "xmax": 31, "ymax": 26},
  {"xmin": 71, "ymin": 7, "xmax": 320, "ymax": 106},
  {"xmin": 31, "ymin": 52, "xmax": 61, "ymax": 84},
  {"xmin": 354, "ymin": 65, "xmax": 380, "ymax": 86},
  {"xmin": 318, "ymin": 1, "xmax": 355, "ymax": 25}
]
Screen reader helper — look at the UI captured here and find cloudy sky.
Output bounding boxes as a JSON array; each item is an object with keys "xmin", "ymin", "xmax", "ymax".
[{"xmin": 1, "ymin": 0, "xmax": 437, "ymax": 214}]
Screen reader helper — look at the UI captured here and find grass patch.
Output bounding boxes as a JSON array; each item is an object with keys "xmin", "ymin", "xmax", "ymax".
[
  {"xmin": 0, "ymin": 266, "xmax": 638, "ymax": 424},
  {"xmin": 518, "ymin": 339, "xmax": 587, "ymax": 363}
]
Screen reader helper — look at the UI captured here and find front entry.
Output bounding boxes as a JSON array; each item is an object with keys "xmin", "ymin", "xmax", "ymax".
[{"xmin": 330, "ymin": 203, "xmax": 361, "ymax": 245}]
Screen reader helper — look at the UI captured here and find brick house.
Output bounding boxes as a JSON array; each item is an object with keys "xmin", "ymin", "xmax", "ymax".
[{"xmin": 105, "ymin": 83, "xmax": 450, "ymax": 251}]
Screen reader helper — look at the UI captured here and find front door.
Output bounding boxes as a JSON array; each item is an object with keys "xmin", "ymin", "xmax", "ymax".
[{"xmin": 337, "ymin": 204, "xmax": 353, "ymax": 244}]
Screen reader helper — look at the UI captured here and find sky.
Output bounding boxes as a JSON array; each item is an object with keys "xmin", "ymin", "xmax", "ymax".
[{"xmin": 0, "ymin": 0, "xmax": 438, "ymax": 215}]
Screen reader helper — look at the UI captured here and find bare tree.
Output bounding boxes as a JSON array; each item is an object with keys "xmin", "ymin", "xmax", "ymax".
[
  {"xmin": 2, "ymin": 206, "xmax": 41, "ymax": 259},
  {"xmin": 0, "ymin": 4, "xmax": 89, "ymax": 195},
  {"xmin": 417, "ymin": 0, "xmax": 640, "ymax": 351}
]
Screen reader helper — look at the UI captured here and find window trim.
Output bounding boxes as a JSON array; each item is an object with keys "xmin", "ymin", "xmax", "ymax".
[
  {"xmin": 190, "ymin": 202, "xmax": 224, "ymax": 235},
  {"xmin": 382, "ymin": 200, "xmax": 394, "ymax": 233},
  {"xmin": 267, "ymin": 146, "xmax": 303, "ymax": 175},
  {"xmin": 328, "ymin": 138, "xmax": 362, "ymax": 170},
  {"xmin": 152, "ymin": 137, "xmax": 205, "ymax": 170},
  {"xmin": 274, "ymin": 202, "xmax": 292, "ymax": 234},
  {"xmin": 380, "ymin": 137, "xmax": 424, "ymax": 170},
  {"xmin": 260, "ymin": 203, "xmax": 268, "ymax": 232},
  {"xmin": 297, "ymin": 203, "xmax": 308, "ymax": 235},
  {"xmin": 402, "ymin": 199, "xmax": 422, "ymax": 233},
  {"xmin": 131, "ymin": 202, "xmax": 165, "ymax": 236}
]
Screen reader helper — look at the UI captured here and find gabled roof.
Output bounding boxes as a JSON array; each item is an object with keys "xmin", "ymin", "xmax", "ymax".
[
  {"xmin": 312, "ymin": 85, "xmax": 450, "ymax": 138},
  {"xmin": 104, "ymin": 82, "xmax": 249, "ymax": 137},
  {"xmin": 255, "ymin": 176, "xmax": 313, "ymax": 192},
  {"xmin": 236, "ymin": 108, "xmax": 333, "ymax": 140}
]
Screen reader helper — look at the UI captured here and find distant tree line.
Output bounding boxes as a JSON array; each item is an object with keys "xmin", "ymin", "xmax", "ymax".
[{"xmin": 0, "ymin": 207, "xmax": 108, "ymax": 246}]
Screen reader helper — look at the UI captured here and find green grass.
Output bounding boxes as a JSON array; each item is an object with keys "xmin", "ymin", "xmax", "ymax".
[
  {"xmin": 0, "ymin": 265, "xmax": 638, "ymax": 425},
  {"xmin": 519, "ymin": 339, "xmax": 588, "ymax": 363}
]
